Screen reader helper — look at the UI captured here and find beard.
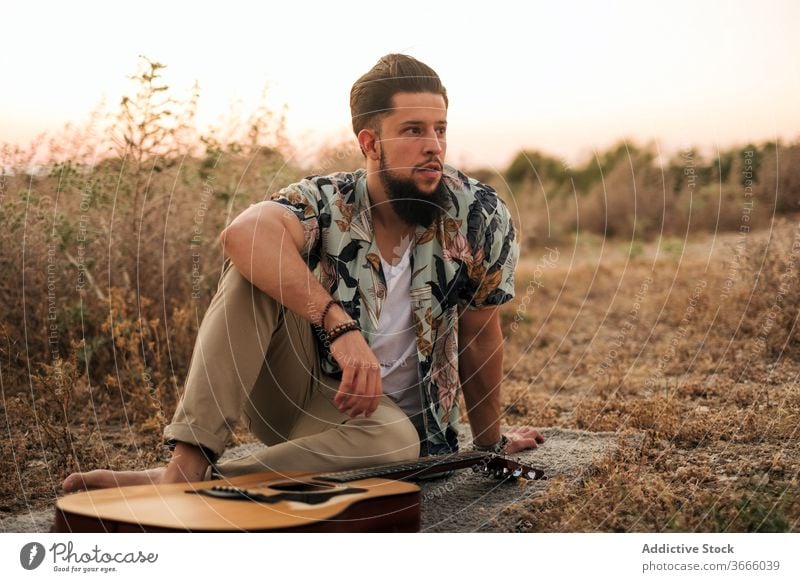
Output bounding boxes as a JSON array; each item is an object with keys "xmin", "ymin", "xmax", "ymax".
[{"xmin": 379, "ymin": 150, "xmax": 451, "ymax": 228}]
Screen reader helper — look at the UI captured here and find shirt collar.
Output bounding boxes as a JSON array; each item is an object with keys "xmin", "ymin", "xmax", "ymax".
[{"xmin": 350, "ymin": 171, "xmax": 374, "ymax": 242}]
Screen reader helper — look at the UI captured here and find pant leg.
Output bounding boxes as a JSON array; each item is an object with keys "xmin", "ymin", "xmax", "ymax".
[
  {"xmin": 163, "ymin": 258, "xmax": 318, "ymax": 457},
  {"xmin": 213, "ymin": 374, "xmax": 421, "ymax": 477},
  {"xmin": 166, "ymin": 258, "xmax": 420, "ymax": 476},
  {"xmin": 240, "ymin": 292, "xmax": 321, "ymax": 447}
]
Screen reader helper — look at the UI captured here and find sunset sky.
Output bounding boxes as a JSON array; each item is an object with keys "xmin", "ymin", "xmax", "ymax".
[{"xmin": 3, "ymin": 0, "xmax": 799, "ymax": 169}]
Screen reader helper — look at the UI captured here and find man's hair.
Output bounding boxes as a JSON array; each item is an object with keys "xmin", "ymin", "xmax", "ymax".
[{"xmin": 350, "ymin": 54, "xmax": 448, "ymax": 137}]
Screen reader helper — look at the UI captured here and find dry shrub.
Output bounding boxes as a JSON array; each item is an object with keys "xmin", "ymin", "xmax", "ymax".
[
  {"xmin": 579, "ymin": 152, "xmax": 666, "ymax": 240},
  {"xmin": 0, "ymin": 56, "xmax": 303, "ymax": 512},
  {"xmin": 756, "ymin": 144, "xmax": 800, "ymax": 215},
  {"xmin": 742, "ymin": 223, "xmax": 800, "ymax": 357},
  {"xmin": 1, "ymin": 356, "xmax": 106, "ymax": 503},
  {"xmin": 310, "ymin": 136, "xmax": 364, "ymax": 175},
  {"xmin": 507, "ymin": 141, "xmax": 798, "ymax": 248},
  {"xmin": 94, "ymin": 288, "xmax": 175, "ymax": 428}
]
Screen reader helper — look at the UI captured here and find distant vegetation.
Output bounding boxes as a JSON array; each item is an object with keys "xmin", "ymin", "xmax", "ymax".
[{"xmin": 499, "ymin": 140, "xmax": 800, "ymax": 249}]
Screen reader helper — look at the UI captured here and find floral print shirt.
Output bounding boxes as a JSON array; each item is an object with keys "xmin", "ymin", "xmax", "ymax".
[{"xmin": 269, "ymin": 164, "xmax": 519, "ymax": 454}]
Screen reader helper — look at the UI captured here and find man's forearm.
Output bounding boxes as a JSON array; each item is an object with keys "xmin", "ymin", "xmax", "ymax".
[
  {"xmin": 459, "ymin": 332, "xmax": 504, "ymax": 447},
  {"xmin": 221, "ymin": 202, "xmax": 381, "ymax": 419},
  {"xmin": 220, "ymin": 203, "xmax": 348, "ymax": 329}
]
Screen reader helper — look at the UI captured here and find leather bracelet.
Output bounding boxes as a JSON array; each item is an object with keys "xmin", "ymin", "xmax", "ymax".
[
  {"xmin": 326, "ymin": 319, "xmax": 360, "ymax": 344},
  {"xmin": 319, "ymin": 298, "xmax": 341, "ymax": 330},
  {"xmin": 472, "ymin": 433, "xmax": 509, "ymax": 454}
]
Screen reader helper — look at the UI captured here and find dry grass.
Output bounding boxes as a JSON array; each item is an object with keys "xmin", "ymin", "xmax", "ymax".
[{"xmin": 493, "ymin": 219, "xmax": 800, "ymax": 531}]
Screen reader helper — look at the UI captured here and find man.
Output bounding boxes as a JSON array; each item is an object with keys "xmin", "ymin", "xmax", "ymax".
[{"xmin": 62, "ymin": 54, "xmax": 544, "ymax": 492}]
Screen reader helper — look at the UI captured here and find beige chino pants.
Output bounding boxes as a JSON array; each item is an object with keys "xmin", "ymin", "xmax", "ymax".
[{"xmin": 163, "ymin": 259, "xmax": 420, "ymax": 478}]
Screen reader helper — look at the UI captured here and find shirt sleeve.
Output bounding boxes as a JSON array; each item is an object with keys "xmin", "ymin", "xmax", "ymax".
[
  {"xmin": 268, "ymin": 178, "xmax": 323, "ymax": 260},
  {"xmin": 461, "ymin": 190, "xmax": 519, "ymax": 310}
]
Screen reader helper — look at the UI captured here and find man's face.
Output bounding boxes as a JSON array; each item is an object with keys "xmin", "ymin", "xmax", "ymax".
[{"xmin": 375, "ymin": 92, "xmax": 449, "ymax": 227}]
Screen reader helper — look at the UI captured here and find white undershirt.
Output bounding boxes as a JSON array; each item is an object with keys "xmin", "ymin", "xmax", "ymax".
[{"xmin": 369, "ymin": 245, "xmax": 423, "ymax": 419}]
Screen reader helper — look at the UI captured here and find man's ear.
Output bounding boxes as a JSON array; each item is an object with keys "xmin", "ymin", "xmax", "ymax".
[{"xmin": 357, "ymin": 128, "xmax": 381, "ymax": 161}]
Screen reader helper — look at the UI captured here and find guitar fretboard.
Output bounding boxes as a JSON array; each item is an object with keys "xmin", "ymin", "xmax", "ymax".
[{"xmin": 315, "ymin": 450, "xmax": 498, "ymax": 483}]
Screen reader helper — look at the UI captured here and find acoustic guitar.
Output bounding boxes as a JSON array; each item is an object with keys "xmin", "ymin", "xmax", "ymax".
[{"xmin": 53, "ymin": 451, "xmax": 546, "ymax": 533}]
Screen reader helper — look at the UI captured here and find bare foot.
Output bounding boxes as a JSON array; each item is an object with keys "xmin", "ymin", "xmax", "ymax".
[
  {"xmin": 62, "ymin": 443, "xmax": 211, "ymax": 493},
  {"xmin": 62, "ymin": 467, "xmax": 167, "ymax": 493}
]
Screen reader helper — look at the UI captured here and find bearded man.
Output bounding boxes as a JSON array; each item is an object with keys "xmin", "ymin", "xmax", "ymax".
[{"xmin": 63, "ymin": 54, "xmax": 544, "ymax": 492}]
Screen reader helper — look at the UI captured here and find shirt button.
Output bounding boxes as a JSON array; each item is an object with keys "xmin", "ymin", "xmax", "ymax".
[{"xmin": 377, "ymin": 289, "xmax": 386, "ymax": 299}]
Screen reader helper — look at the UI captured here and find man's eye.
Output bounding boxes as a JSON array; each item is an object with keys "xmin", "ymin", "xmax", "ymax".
[
  {"xmin": 436, "ymin": 128, "xmax": 447, "ymax": 136},
  {"xmin": 406, "ymin": 127, "xmax": 421, "ymax": 135}
]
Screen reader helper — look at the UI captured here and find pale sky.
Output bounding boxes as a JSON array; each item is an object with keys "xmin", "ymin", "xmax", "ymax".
[{"xmin": 2, "ymin": 0, "xmax": 799, "ymax": 169}]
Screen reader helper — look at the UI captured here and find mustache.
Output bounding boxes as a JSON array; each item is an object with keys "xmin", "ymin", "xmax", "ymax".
[{"xmin": 416, "ymin": 158, "xmax": 443, "ymax": 171}]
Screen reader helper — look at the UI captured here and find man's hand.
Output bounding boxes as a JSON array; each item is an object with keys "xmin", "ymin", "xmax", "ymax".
[
  {"xmin": 329, "ymin": 331, "xmax": 383, "ymax": 418},
  {"xmin": 503, "ymin": 426, "xmax": 546, "ymax": 454}
]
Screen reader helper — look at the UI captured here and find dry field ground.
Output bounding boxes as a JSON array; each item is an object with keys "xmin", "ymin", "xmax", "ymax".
[
  {"xmin": 2, "ymin": 217, "xmax": 798, "ymax": 532},
  {"xmin": 496, "ymin": 219, "xmax": 800, "ymax": 531}
]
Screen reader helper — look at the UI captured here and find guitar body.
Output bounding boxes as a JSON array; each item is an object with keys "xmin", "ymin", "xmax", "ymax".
[
  {"xmin": 53, "ymin": 452, "xmax": 545, "ymax": 533},
  {"xmin": 54, "ymin": 470, "xmax": 421, "ymax": 533}
]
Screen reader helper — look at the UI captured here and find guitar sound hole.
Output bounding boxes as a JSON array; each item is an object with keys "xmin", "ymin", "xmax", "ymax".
[{"xmin": 262, "ymin": 481, "xmax": 336, "ymax": 493}]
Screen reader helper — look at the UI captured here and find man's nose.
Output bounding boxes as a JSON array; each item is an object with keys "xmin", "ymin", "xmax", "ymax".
[{"xmin": 422, "ymin": 131, "xmax": 444, "ymax": 156}]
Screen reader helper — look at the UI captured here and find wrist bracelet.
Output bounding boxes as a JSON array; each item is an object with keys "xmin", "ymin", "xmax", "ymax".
[
  {"xmin": 326, "ymin": 319, "xmax": 360, "ymax": 344},
  {"xmin": 319, "ymin": 298, "xmax": 341, "ymax": 330},
  {"xmin": 472, "ymin": 433, "xmax": 508, "ymax": 454}
]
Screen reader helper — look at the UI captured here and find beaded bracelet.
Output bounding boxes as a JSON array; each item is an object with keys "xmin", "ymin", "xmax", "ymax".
[
  {"xmin": 326, "ymin": 319, "xmax": 360, "ymax": 344},
  {"xmin": 319, "ymin": 298, "xmax": 341, "ymax": 329}
]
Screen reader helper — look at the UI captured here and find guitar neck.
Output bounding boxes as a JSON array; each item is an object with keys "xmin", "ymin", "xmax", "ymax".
[{"xmin": 316, "ymin": 451, "xmax": 505, "ymax": 482}]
